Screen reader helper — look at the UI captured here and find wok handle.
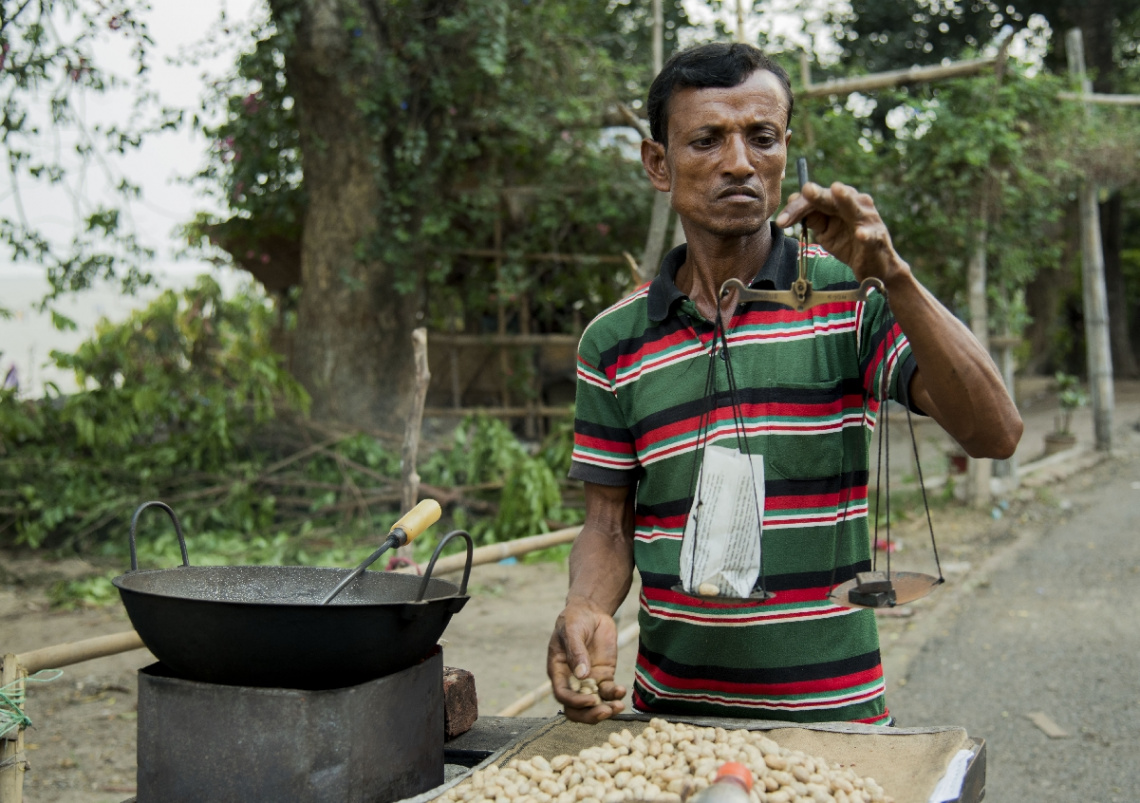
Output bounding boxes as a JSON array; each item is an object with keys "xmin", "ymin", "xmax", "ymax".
[
  {"xmin": 416, "ymin": 530, "xmax": 474, "ymax": 602},
  {"xmin": 390, "ymin": 499, "xmax": 442, "ymax": 544},
  {"xmin": 320, "ymin": 499, "xmax": 444, "ymax": 605},
  {"xmin": 128, "ymin": 501, "xmax": 190, "ymax": 572}
]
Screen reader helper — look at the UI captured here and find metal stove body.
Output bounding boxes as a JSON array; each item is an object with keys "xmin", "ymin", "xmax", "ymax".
[{"xmin": 136, "ymin": 648, "xmax": 444, "ymax": 803}]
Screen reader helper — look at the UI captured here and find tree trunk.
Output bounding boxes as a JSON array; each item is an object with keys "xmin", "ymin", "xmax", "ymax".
[{"xmin": 272, "ymin": 0, "xmax": 417, "ymax": 432}]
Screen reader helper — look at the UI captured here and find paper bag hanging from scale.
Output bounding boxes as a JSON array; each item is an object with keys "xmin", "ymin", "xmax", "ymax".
[{"xmin": 679, "ymin": 444, "xmax": 764, "ymax": 598}]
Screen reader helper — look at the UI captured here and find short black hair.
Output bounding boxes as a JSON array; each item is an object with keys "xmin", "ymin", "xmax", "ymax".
[{"xmin": 647, "ymin": 42, "xmax": 794, "ymax": 146}]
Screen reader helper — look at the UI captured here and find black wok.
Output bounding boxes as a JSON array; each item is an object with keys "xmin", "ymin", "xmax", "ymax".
[{"xmin": 113, "ymin": 501, "xmax": 472, "ymax": 690}]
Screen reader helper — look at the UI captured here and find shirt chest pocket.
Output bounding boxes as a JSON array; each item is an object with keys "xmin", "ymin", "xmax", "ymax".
[
  {"xmin": 763, "ymin": 383, "xmax": 847, "ymax": 485},
  {"xmin": 755, "ymin": 324, "xmax": 861, "ymax": 483}
]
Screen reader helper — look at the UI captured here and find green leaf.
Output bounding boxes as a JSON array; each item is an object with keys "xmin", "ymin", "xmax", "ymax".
[{"xmin": 50, "ymin": 310, "xmax": 79, "ymax": 331}]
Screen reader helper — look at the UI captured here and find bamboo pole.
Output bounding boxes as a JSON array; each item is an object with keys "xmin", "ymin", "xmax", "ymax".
[
  {"xmin": 963, "ymin": 155, "xmax": 996, "ymax": 504},
  {"xmin": 1057, "ymin": 91, "xmax": 1140, "ymax": 105},
  {"xmin": 496, "ymin": 677, "xmax": 558, "ymax": 718},
  {"xmin": 495, "ymin": 621, "xmax": 641, "ymax": 717},
  {"xmin": 1067, "ymin": 28, "xmax": 1115, "ymax": 452},
  {"xmin": 0, "ymin": 654, "xmax": 27, "ymax": 803},
  {"xmin": 799, "ymin": 57, "xmax": 999, "ymax": 98},
  {"xmin": 16, "ymin": 631, "xmax": 147, "ymax": 675},
  {"xmin": 612, "ymin": 59, "xmax": 1138, "ymax": 134},
  {"xmin": 990, "ymin": 333, "xmax": 1020, "ymax": 485},
  {"xmin": 965, "ymin": 225, "xmax": 993, "ymax": 506},
  {"xmin": 402, "ymin": 526, "xmax": 582, "ymax": 576},
  {"xmin": 799, "ymin": 51, "xmax": 815, "ymax": 150}
]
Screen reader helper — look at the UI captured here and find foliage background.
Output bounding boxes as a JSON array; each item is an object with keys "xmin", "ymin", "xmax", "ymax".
[
  {"xmin": 1, "ymin": 278, "xmax": 583, "ymax": 606},
  {"xmin": 4, "ymin": 0, "xmax": 1140, "ymax": 606}
]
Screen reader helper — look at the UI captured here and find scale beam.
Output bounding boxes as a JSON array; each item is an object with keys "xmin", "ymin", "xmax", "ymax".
[{"xmin": 721, "ymin": 275, "xmax": 886, "ymax": 312}]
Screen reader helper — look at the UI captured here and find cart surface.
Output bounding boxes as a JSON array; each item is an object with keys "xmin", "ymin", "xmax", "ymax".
[{"xmin": 407, "ymin": 713, "xmax": 985, "ymax": 803}]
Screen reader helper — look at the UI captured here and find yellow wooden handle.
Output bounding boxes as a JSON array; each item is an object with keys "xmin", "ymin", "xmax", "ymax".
[{"xmin": 390, "ymin": 499, "xmax": 442, "ymax": 544}]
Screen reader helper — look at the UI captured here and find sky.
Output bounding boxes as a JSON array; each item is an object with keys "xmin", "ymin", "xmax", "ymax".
[
  {"xmin": 0, "ymin": 0, "xmax": 262, "ymax": 394},
  {"xmin": 682, "ymin": 0, "xmax": 849, "ymax": 57},
  {"xmin": 0, "ymin": 0, "xmax": 266, "ymax": 279}
]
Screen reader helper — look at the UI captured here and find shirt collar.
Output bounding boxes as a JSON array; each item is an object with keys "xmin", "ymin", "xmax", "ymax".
[{"xmin": 646, "ymin": 222, "xmax": 797, "ymax": 322}]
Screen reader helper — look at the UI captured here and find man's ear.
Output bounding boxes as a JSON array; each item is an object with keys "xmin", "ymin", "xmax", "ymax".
[{"xmin": 640, "ymin": 139, "xmax": 671, "ymax": 193}]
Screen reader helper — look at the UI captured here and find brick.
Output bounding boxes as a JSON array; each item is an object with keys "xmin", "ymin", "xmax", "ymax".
[{"xmin": 442, "ymin": 666, "xmax": 478, "ymax": 739}]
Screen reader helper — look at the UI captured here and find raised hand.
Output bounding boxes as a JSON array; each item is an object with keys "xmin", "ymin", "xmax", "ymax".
[{"xmin": 775, "ymin": 181, "xmax": 908, "ymax": 288}]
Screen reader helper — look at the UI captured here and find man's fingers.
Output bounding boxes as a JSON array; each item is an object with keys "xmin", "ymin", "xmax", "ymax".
[
  {"xmin": 549, "ymin": 670, "xmax": 602, "ymax": 712},
  {"xmin": 777, "ymin": 182, "xmax": 838, "ymax": 228},
  {"xmin": 598, "ymin": 679, "xmax": 627, "ymax": 702},
  {"xmin": 565, "ymin": 629, "xmax": 592, "ymax": 679},
  {"xmin": 827, "ymin": 181, "xmax": 876, "ymax": 224},
  {"xmin": 557, "ymin": 688, "xmax": 601, "ymax": 707},
  {"xmin": 555, "ymin": 617, "xmax": 594, "ymax": 680},
  {"xmin": 803, "ymin": 181, "xmax": 863, "ymax": 220},
  {"xmin": 778, "ymin": 181, "xmax": 872, "ymax": 226},
  {"xmin": 775, "ymin": 191, "xmax": 808, "ymax": 228},
  {"xmin": 561, "ymin": 699, "xmax": 626, "ymax": 724}
]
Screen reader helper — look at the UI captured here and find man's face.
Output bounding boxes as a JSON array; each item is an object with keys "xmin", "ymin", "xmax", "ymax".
[{"xmin": 642, "ymin": 70, "xmax": 791, "ymax": 239}]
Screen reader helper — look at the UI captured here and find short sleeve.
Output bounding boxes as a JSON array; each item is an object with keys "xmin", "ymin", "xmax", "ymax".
[
  {"xmin": 568, "ymin": 329, "xmax": 641, "ymax": 486},
  {"xmin": 857, "ymin": 287, "xmax": 920, "ymax": 412}
]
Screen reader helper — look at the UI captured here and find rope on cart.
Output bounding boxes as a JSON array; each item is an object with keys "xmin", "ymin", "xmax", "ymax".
[{"xmin": 0, "ymin": 669, "xmax": 63, "ymax": 739}]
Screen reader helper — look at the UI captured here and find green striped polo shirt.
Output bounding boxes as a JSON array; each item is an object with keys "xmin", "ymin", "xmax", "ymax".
[{"xmin": 569, "ymin": 225, "xmax": 917, "ymax": 725}]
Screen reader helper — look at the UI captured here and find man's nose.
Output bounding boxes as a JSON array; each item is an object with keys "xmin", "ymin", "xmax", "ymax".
[{"xmin": 721, "ymin": 134, "xmax": 753, "ymax": 178}]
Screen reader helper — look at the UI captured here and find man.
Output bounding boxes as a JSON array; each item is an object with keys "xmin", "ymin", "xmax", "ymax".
[{"xmin": 546, "ymin": 43, "xmax": 1022, "ymax": 725}]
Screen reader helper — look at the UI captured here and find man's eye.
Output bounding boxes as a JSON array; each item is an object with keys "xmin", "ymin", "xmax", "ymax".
[
  {"xmin": 752, "ymin": 135, "xmax": 776, "ymax": 147},
  {"xmin": 693, "ymin": 137, "xmax": 716, "ymax": 148}
]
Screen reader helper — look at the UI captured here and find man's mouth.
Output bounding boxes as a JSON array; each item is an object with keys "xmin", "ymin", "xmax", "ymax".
[{"xmin": 717, "ymin": 186, "xmax": 760, "ymax": 200}]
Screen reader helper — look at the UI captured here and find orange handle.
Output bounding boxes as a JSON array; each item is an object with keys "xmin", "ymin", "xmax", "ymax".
[{"xmin": 390, "ymin": 499, "xmax": 442, "ymax": 544}]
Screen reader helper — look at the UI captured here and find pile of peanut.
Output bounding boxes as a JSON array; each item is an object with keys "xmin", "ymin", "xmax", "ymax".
[{"xmin": 436, "ymin": 717, "xmax": 893, "ymax": 803}]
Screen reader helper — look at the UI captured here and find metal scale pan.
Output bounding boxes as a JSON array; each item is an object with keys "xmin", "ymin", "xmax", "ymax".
[{"xmin": 828, "ymin": 571, "xmax": 943, "ymax": 609}]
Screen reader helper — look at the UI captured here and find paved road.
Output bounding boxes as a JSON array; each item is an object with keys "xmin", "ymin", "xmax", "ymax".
[{"xmin": 888, "ymin": 437, "xmax": 1140, "ymax": 802}]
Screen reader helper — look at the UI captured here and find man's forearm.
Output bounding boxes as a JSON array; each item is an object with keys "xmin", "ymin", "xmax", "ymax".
[
  {"xmin": 567, "ymin": 525, "xmax": 635, "ymax": 616},
  {"xmin": 884, "ymin": 266, "xmax": 1023, "ymax": 458}
]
